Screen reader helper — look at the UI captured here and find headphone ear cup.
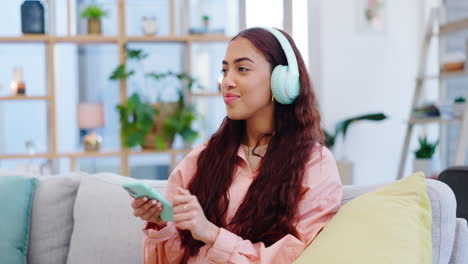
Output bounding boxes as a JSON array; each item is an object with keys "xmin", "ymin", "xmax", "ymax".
[
  {"xmin": 271, "ymin": 65, "xmax": 299, "ymax": 104},
  {"xmin": 271, "ymin": 65, "xmax": 288, "ymax": 104}
]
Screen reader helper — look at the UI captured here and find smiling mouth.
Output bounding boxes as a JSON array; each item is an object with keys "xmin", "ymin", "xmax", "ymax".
[{"xmin": 224, "ymin": 95, "xmax": 240, "ymax": 105}]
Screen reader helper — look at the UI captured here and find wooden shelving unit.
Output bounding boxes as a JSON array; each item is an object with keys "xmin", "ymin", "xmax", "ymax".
[
  {"xmin": 397, "ymin": 8, "xmax": 468, "ymax": 180},
  {"xmin": 0, "ymin": 0, "xmax": 246, "ymax": 176}
]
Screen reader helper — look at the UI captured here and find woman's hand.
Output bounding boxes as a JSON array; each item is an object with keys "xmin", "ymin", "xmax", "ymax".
[
  {"xmin": 131, "ymin": 196, "xmax": 167, "ymax": 228},
  {"xmin": 173, "ymin": 187, "xmax": 220, "ymax": 246}
]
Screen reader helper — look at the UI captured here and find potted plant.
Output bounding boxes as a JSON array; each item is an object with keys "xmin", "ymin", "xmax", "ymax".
[
  {"xmin": 116, "ymin": 93, "xmax": 158, "ymax": 148},
  {"xmin": 323, "ymin": 112, "xmax": 387, "ymax": 184},
  {"xmin": 413, "ymin": 136, "xmax": 439, "ymax": 179},
  {"xmin": 81, "ymin": 5, "xmax": 107, "ymax": 35},
  {"xmin": 110, "ymin": 47, "xmax": 201, "ymax": 150},
  {"xmin": 202, "ymin": 15, "xmax": 210, "ymax": 29},
  {"xmin": 453, "ymin": 97, "xmax": 466, "ymax": 118},
  {"xmin": 145, "ymin": 71, "xmax": 201, "ymax": 149}
]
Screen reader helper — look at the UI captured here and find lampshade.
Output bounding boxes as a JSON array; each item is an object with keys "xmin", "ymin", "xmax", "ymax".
[{"xmin": 77, "ymin": 103, "xmax": 105, "ymax": 129}]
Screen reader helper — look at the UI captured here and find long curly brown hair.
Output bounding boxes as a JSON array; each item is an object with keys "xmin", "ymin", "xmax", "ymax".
[{"xmin": 178, "ymin": 27, "xmax": 324, "ymax": 263}]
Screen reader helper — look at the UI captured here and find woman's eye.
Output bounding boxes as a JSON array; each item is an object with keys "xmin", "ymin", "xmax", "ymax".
[
  {"xmin": 239, "ymin": 67, "xmax": 249, "ymax": 72},
  {"xmin": 221, "ymin": 69, "xmax": 227, "ymax": 75}
]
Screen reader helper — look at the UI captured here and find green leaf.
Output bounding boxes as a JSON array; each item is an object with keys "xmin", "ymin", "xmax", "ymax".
[
  {"xmin": 109, "ymin": 64, "xmax": 134, "ymax": 81},
  {"xmin": 81, "ymin": 5, "xmax": 107, "ymax": 19},
  {"xmin": 335, "ymin": 113, "xmax": 387, "ymax": 139}
]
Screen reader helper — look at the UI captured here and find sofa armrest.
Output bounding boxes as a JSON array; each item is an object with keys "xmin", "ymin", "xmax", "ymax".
[{"xmin": 449, "ymin": 218, "xmax": 468, "ymax": 264}]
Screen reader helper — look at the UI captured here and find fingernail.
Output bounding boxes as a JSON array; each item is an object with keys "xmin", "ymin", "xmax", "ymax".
[
  {"xmin": 143, "ymin": 197, "xmax": 148, "ymax": 201},
  {"xmin": 152, "ymin": 200, "xmax": 157, "ymax": 205}
]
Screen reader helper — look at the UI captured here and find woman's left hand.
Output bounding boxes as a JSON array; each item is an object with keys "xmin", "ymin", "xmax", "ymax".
[{"xmin": 173, "ymin": 187, "xmax": 220, "ymax": 246}]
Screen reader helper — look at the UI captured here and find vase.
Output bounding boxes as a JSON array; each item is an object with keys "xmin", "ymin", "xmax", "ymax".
[
  {"xmin": 453, "ymin": 102, "xmax": 466, "ymax": 118},
  {"xmin": 413, "ymin": 158, "xmax": 439, "ymax": 179},
  {"xmin": 21, "ymin": 0, "xmax": 46, "ymax": 34},
  {"xmin": 87, "ymin": 19, "xmax": 102, "ymax": 35},
  {"xmin": 142, "ymin": 102, "xmax": 179, "ymax": 150}
]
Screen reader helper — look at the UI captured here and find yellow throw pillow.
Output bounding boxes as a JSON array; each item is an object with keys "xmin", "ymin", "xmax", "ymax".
[{"xmin": 294, "ymin": 172, "xmax": 432, "ymax": 264}]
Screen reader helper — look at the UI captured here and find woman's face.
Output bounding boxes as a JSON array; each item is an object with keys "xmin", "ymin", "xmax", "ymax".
[{"xmin": 221, "ymin": 37, "xmax": 273, "ymax": 120}]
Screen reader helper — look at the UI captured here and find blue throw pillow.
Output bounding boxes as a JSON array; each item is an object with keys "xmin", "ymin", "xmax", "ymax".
[{"xmin": 0, "ymin": 176, "xmax": 38, "ymax": 264}]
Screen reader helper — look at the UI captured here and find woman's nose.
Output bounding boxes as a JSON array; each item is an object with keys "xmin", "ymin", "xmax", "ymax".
[{"xmin": 222, "ymin": 72, "xmax": 236, "ymax": 90}]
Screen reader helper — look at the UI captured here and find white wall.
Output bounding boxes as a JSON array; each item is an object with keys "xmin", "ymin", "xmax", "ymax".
[{"xmin": 310, "ymin": 0, "xmax": 428, "ymax": 184}]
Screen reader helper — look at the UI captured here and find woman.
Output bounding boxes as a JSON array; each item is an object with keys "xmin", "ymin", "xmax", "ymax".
[{"xmin": 131, "ymin": 27, "xmax": 342, "ymax": 263}]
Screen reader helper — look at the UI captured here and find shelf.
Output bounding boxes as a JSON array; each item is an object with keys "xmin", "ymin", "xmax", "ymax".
[
  {"xmin": 57, "ymin": 151, "xmax": 122, "ymax": 158},
  {"xmin": 0, "ymin": 96, "xmax": 51, "ymax": 101},
  {"xmin": 0, "ymin": 153, "xmax": 53, "ymax": 159},
  {"xmin": 54, "ymin": 35, "xmax": 119, "ymax": 44},
  {"xmin": 131, "ymin": 149, "xmax": 192, "ymax": 155},
  {"xmin": 0, "ymin": 35, "xmax": 232, "ymax": 44},
  {"xmin": 126, "ymin": 36, "xmax": 189, "ymax": 42},
  {"xmin": 408, "ymin": 117, "xmax": 462, "ymax": 124},
  {"xmin": 422, "ymin": 70, "xmax": 468, "ymax": 80},
  {"xmin": 191, "ymin": 92, "xmax": 223, "ymax": 97},
  {"xmin": 0, "ymin": 35, "xmax": 50, "ymax": 43},
  {"xmin": 126, "ymin": 35, "xmax": 232, "ymax": 43},
  {"xmin": 439, "ymin": 17, "xmax": 468, "ymax": 35}
]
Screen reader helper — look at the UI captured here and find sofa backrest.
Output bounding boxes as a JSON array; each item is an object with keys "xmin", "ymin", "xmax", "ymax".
[
  {"xmin": 28, "ymin": 174, "xmax": 457, "ymax": 264},
  {"xmin": 343, "ymin": 179, "xmax": 457, "ymax": 264}
]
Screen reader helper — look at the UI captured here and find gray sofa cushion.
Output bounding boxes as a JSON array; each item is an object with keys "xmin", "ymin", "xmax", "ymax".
[
  {"xmin": 343, "ymin": 179, "xmax": 457, "ymax": 264},
  {"xmin": 66, "ymin": 173, "xmax": 166, "ymax": 264},
  {"xmin": 449, "ymin": 218, "xmax": 468, "ymax": 264},
  {"xmin": 27, "ymin": 173, "xmax": 82, "ymax": 264}
]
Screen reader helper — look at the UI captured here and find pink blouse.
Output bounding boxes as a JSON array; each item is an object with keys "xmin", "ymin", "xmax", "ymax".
[{"xmin": 143, "ymin": 143, "xmax": 342, "ymax": 264}]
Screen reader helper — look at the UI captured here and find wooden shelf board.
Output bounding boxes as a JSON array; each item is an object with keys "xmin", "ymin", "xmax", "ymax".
[
  {"xmin": 408, "ymin": 117, "xmax": 462, "ymax": 124},
  {"xmin": 439, "ymin": 17, "xmax": 468, "ymax": 35},
  {"xmin": 0, "ymin": 35, "xmax": 50, "ymax": 43},
  {"xmin": 0, "ymin": 96, "xmax": 51, "ymax": 101},
  {"xmin": 0, "ymin": 153, "xmax": 53, "ymax": 159},
  {"xmin": 423, "ymin": 71, "xmax": 468, "ymax": 80},
  {"xmin": 54, "ymin": 35, "xmax": 119, "ymax": 44},
  {"xmin": 130, "ymin": 149, "xmax": 192, "ymax": 155},
  {"xmin": 57, "ymin": 151, "xmax": 122, "ymax": 158},
  {"xmin": 126, "ymin": 36, "xmax": 188, "ymax": 42}
]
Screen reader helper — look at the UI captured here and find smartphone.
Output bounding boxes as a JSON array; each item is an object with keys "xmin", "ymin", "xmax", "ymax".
[{"xmin": 122, "ymin": 182, "xmax": 174, "ymax": 222}]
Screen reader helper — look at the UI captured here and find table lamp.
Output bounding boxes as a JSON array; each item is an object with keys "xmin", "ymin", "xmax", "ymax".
[{"xmin": 77, "ymin": 103, "xmax": 105, "ymax": 151}]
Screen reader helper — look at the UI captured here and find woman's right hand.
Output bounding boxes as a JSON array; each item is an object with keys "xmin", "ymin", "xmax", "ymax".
[{"xmin": 131, "ymin": 196, "xmax": 167, "ymax": 228}]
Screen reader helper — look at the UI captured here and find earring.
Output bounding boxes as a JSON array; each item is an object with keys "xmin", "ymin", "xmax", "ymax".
[{"xmin": 271, "ymin": 95, "xmax": 275, "ymax": 102}]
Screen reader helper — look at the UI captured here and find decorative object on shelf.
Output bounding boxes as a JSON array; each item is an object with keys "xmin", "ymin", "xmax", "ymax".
[
  {"xmin": 80, "ymin": 5, "xmax": 107, "ymax": 35},
  {"xmin": 21, "ymin": 0, "xmax": 46, "ymax": 34},
  {"xmin": 412, "ymin": 103, "xmax": 440, "ymax": 119},
  {"xmin": 78, "ymin": 103, "xmax": 105, "ymax": 152},
  {"xmin": 413, "ymin": 136, "xmax": 439, "ymax": 179},
  {"xmin": 441, "ymin": 52, "xmax": 465, "ymax": 72},
  {"xmin": 188, "ymin": 27, "xmax": 224, "ymax": 35},
  {"xmin": 453, "ymin": 97, "xmax": 466, "ymax": 118},
  {"xmin": 356, "ymin": 0, "xmax": 386, "ymax": 34},
  {"xmin": 10, "ymin": 67, "xmax": 26, "ymax": 96},
  {"xmin": 110, "ymin": 47, "xmax": 201, "ymax": 150},
  {"xmin": 202, "ymin": 15, "xmax": 210, "ymax": 29},
  {"xmin": 142, "ymin": 16, "xmax": 157, "ymax": 36}
]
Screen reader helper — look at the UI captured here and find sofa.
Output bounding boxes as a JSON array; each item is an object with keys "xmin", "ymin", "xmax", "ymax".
[{"xmin": 4, "ymin": 171, "xmax": 467, "ymax": 264}]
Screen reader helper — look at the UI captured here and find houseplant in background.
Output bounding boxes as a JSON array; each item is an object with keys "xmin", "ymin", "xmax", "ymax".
[
  {"xmin": 453, "ymin": 97, "xmax": 466, "ymax": 118},
  {"xmin": 145, "ymin": 71, "xmax": 201, "ymax": 150},
  {"xmin": 110, "ymin": 47, "xmax": 200, "ymax": 150},
  {"xmin": 80, "ymin": 5, "xmax": 107, "ymax": 35},
  {"xmin": 324, "ymin": 112, "xmax": 388, "ymax": 184},
  {"xmin": 413, "ymin": 136, "xmax": 439, "ymax": 179}
]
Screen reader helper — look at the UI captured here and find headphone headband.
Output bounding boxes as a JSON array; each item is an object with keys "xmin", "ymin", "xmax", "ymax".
[{"xmin": 260, "ymin": 27, "xmax": 299, "ymax": 76}]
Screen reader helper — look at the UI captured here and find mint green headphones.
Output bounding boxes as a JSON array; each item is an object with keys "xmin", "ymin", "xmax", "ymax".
[{"xmin": 261, "ymin": 27, "xmax": 300, "ymax": 105}]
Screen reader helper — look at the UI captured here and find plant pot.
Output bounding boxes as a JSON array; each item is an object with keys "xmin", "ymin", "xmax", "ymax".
[
  {"xmin": 453, "ymin": 102, "xmax": 466, "ymax": 118},
  {"xmin": 142, "ymin": 102, "xmax": 179, "ymax": 150},
  {"xmin": 413, "ymin": 158, "xmax": 439, "ymax": 179},
  {"xmin": 87, "ymin": 19, "xmax": 102, "ymax": 35}
]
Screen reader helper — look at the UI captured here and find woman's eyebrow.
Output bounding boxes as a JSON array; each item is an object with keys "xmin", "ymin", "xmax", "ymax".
[{"xmin": 222, "ymin": 57, "xmax": 255, "ymax": 65}]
